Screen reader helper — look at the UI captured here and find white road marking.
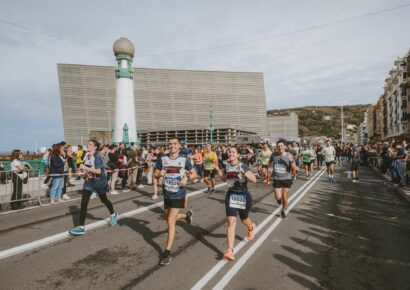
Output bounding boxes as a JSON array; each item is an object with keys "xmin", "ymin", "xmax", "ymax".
[
  {"xmin": 0, "ymin": 183, "xmax": 226, "ymax": 261},
  {"xmin": 191, "ymin": 167, "xmax": 326, "ymax": 290},
  {"xmin": 212, "ymin": 168, "xmax": 326, "ymax": 290}
]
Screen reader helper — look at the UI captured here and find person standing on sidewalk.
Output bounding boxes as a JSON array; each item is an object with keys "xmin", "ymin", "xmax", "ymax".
[
  {"xmin": 108, "ymin": 145, "xmax": 119, "ymax": 195},
  {"xmin": 69, "ymin": 140, "xmax": 118, "ymax": 235},
  {"xmin": 49, "ymin": 145, "xmax": 65, "ymax": 204},
  {"xmin": 10, "ymin": 150, "xmax": 28, "ymax": 210}
]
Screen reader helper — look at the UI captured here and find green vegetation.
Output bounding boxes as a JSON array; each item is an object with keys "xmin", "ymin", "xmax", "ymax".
[{"xmin": 267, "ymin": 104, "xmax": 371, "ymax": 138}]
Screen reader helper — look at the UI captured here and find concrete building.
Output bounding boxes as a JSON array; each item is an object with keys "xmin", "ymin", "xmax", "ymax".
[
  {"xmin": 382, "ymin": 49, "xmax": 410, "ymax": 140},
  {"xmin": 266, "ymin": 112, "xmax": 299, "ymax": 142},
  {"xmin": 359, "ymin": 109, "xmax": 368, "ymax": 145},
  {"xmin": 58, "ymin": 64, "xmax": 268, "ymax": 145}
]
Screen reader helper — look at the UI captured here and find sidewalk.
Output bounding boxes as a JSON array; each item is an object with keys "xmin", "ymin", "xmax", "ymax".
[{"xmin": 369, "ymin": 165, "xmax": 410, "ymax": 203}]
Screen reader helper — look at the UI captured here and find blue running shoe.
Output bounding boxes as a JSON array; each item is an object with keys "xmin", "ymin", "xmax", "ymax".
[
  {"xmin": 108, "ymin": 213, "xmax": 118, "ymax": 227},
  {"xmin": 69, "ymin": 226, "xmax": 85, "ymax": 235}
]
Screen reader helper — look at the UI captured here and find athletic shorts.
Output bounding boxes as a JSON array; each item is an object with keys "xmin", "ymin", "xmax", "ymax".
[
  {"xmin": 262, "ymin": 164, "xmax": 269, "ymax": 169},
  {"xmin": 351, "ymin": 161, "xmax": 359, "ymax": 171},
  {"xmin": 273, "ymin": 179, "xmax": 293, "ymax": 189},
  {"xmin": 326, "ymin": 161, "xmax": 335, "ymax": 166},
  {"xmin": 204, "ymin": 169, "xmax": 216, "ymax": 178},
  {"xmin": 303, "ymin": 161, "xmax": 312, "ymax": 166},
  {"xmin": 225, "ymin": 191, "xmax": 252, "ymax": 219},
  {"xmin": 164, "ymin": 197, "xmax": 187, "ymax": 209}
]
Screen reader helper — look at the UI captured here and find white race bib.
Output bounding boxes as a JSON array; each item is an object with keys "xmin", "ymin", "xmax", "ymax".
[{"xmin": 229, "ymin": 194, "xmax": 247, "ymax": 209}]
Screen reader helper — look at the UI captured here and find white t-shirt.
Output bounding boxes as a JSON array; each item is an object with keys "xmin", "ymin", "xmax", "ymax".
[
  {"xmin": 322, "ymin": 146, "xmax": 336, "ymax": 162},
  {"xmin": 11, "ymin": 159, "xmax": 27, "ymax": 179}
]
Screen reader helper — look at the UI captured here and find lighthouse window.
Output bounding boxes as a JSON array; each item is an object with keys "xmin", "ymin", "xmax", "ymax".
[{"xmin": 121, "ymin": 60, "xmax": 128, "ymax": 68}]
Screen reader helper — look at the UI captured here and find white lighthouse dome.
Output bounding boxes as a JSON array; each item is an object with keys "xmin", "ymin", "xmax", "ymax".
[{"xmin": 113, "ymin": 37, "xmax": 135, "ymax": 56}]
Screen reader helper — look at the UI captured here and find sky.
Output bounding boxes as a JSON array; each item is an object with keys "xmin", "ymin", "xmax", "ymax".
[{"xmin": 0, "ymin": 0, "xmax": 409, "ymax": 151}]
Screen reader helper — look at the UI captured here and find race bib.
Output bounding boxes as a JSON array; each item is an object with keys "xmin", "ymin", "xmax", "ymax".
[
  {"xmin": 229, "ymin": 193, "xmax": 247, "ymax": 209},
  {"xmin": 274, "ymin": 164, "xmax": 287, "ymax": 174},
  {"xmin": 164, "ymin": 173, "xmax": 182, "ymax": 193},
  {"xmin": 204, "ymin": 160, "xmax": 211, "ymax": 170}
]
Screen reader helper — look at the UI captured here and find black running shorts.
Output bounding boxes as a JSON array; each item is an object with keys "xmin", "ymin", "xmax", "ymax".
[
  {"xmin": 272, "ymin": 179, "xmax": 293, "ymax": 189},
  {"xmin": 225, "ymin": 191, "xmax": 252, "ymax": 220},
  {"xmin": 164, "ymin": 197, "xmax": 187, "ymax": 209},
  {"xmin": 204, "ymin": 169, "xmax": 216, "ymax": 178}
]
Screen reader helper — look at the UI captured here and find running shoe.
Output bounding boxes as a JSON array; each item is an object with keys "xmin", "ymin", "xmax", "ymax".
[
  {"xmin": 108, "ymin": 213, "xmax": 118, "ymax": 227},
  {"xmin": 90, "ymin": 192, "xmax": 97, "ymax": 199},
  {"xmin": 206, "ymin": 187, "xmax": 211, "ymax": 193},
  {"xmin": 281, "ymin": 210, "xmax": 287, "ymax": 219},
  {"xmin": 152, "ymin": 194, "xmax": 158, "ymax": 200},
  {"xmin": 331, "ymin": 177, "xmax": 335, "ymax": 183},
  {"xmin": 122, "ymin": 189, "xmax": 131, "ymax": 193},
  {"xmin": 247, "ymin": 223, "xmax": 256, "ymax": 241},
  {"xmin": 69, "ymin": 226, "xmax": 85, "ymax": 235},
  {"xmin": 111, "ymin": 191, "xmax": 119, "ymax": 195},
  {"xmin": 185, "ymin": 209, "xmax": 193, "ymax": 224},
  {"xmin": 159, "ymin": 250, "xmax": 172, "ymax": 266},
  {"xmin": 211, "ymin": 189, "xmax": 216, "ymax": 193},
  {"xmin": 223, "ymin": 248, "xmax": 235, "ymax": 261}
]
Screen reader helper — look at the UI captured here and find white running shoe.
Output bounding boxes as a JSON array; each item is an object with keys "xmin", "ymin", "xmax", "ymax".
[
  {"xmin": 90, "ymin": 192, "xmax": 97, "ymax": 199},
  {"xmin": 62, "ymin": 194, "xmax": 71, "ymax": 201},
  {"xmin": 137, "ymin": 185, "xmax": 145, "ymax": 189},
  {"xmin": 122, "ymin": 189, "xmax": 131, "ymax": 193},
  {"xmin": 41, "ymin": 184, "xmax": 49, "ymax": 189},
  {"xmin": 50, "ymin": 200, "xmax": 56, "ymax": 204},
  {"xmin": 111, "ymin": 191, "xmax": 120, "ymax": 195},
  {"xmin": 57, "ymin": 198, "xmax": 65, "ymax": 203}
]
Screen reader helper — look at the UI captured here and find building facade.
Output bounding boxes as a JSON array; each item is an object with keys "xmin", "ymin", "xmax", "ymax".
[
  {"xmin": 266, "ymin": 112, "xmax": 299, "ymax": 142},
  {"xmin": 381, "ymin": 50, "xmax": 410, "ymax": 140},
  {"xmin": 58, "ymin": 64, "xmax": 268, "ymax": 145}
]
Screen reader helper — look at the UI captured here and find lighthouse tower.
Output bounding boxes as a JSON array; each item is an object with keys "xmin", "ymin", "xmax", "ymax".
[{"xmin": 112, "ymin": 37, "xmax": 137, "ymax": 145}]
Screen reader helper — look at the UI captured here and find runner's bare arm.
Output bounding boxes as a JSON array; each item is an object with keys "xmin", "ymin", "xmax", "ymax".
[
  {"xmin": 187, "ymin": 168, "xmax": 197, "ymax": 180},
  {"xmin": 215, "ymin": 163, "xmax": 227, "ymax": 182},
  {"xmin": 244, "ymin": 171, "xmax": 257, "ymax": 184}
]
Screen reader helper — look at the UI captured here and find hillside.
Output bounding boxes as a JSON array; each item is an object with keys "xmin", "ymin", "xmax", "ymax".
[{"xmin": 267, "ymin": 104, "xmax": 371, "ymax": 138}]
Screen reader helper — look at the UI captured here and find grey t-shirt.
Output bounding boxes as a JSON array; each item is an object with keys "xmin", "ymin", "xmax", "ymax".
[{"xmin": 271, "ymin": 152, "xmax": 293, "ymax": 180}]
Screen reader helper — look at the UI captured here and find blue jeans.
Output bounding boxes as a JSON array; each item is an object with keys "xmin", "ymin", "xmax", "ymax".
[
  {"xmin": 50, "ymin": 177, "xmax": 64, "ymax": 200},
  {"xmin": 195, "ymin": 164, "xmax": 203, "ymax": 179}
]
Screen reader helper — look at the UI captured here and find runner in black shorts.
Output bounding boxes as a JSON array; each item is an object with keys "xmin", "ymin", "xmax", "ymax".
[
  {"xmin": 154, "ymin": 137, "xmax": 197, "ymax": 266},
  {"xmin": 271, "ymin": 140, "xmax": 298, "ymax": 219},
  {"xmin": 215, "ymin": 146, "xmax": 257, "ymax": 261}
]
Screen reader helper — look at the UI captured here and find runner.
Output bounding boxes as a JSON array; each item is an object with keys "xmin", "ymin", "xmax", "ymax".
[
  {"xmin": 154, "ymin": 137, "xmax": 197, "ymax": 266},
  {"xmin": 69, "ymin": 140, "xmax": 118, "ymax": 235},
  {"xmin": 322, "ymin": 139, "xmax": 336, "ymax": 182},
  {"xmin": 203, "ymin": 144, "xmax": 218, "ymax": 193},
  {"xmin": 301, "ymin": 144, "xmax": 314, "ymax": 179},
  {"xmin": 350, "ymin": 143, "xmax": 360, "ymax": 183},
  {"xmin": 260, "ymin": 143, "xmax": 272, "ymax": 184},
  {"xmin": 290, "ymin": 142, "xmax": 300, "ymax": 180},
  {"xmin": 215, "ymin": 146, "xmax": 257, "ymax": 261},
  {"xmin": 271, "ymin": 140, "xmax": 298, "ymax": 219}
]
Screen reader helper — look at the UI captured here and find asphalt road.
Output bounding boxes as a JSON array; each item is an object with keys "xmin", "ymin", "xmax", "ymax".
[{"xmin": 0, "ymin": 164, "xmax": 409, "ymax": 290}]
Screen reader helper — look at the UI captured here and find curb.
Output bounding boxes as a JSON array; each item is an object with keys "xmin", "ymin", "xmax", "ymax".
[{"xmin": 369, "ymin": 165, "xmax": 410, "ymax": 204}]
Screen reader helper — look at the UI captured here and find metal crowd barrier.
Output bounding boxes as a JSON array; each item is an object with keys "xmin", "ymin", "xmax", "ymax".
[{"xmin": 0, "ymin": 169, "xmax": 44, "ymax": 211}]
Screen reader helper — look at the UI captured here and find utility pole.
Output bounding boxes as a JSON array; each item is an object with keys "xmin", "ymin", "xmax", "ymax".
[
  {"xmin": 341, "ymin": 105, "xmax": 344, "ymax": 144},
  {"xmin": 209, "ymin": 103, "xmax": 214, "ymax": 144}
]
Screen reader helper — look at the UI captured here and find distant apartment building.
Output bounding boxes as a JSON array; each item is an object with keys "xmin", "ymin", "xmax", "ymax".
[
  {"xmin": 381, "ymin": 49, "xmax": 410, "ymax": 140},
  {"xmin": 359, "ymin": 109, "xmax": 368, "ymax": 145},
  {"xmin": 367, "ymin": 100, "xmax": 383, "ymax": 142},
  {"xmin": 266, "ymin": 112, "xmax": 299, "ymax": 142}
]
